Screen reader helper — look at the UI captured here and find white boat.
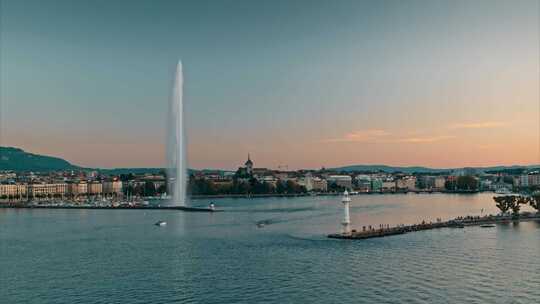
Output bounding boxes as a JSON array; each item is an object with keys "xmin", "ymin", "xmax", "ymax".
[
  {"xmin": 495, "ymin": 188, "xmax": 511, "ymax": 194},
  {"xmin": 155, "ymin": 221, "xmax": 167, "ymax": 226}
]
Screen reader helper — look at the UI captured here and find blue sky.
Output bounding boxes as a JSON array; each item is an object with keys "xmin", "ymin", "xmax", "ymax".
[{"xmin": 1, "ymin": 0, "xmax": 539, "ymax": 169}]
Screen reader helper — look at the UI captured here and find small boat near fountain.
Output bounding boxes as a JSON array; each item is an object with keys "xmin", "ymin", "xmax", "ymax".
[
  {"xmin": 155, "ymin": 221, "xmax": 167, "ymax": 226},
  {"xmin": 256, "ymin": 220, "xmax": 272, "ymax": 228}
]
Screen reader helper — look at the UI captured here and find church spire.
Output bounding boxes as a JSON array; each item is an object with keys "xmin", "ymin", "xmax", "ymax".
[{"xmin": 245, "ymin": 153, "xmax": 253, "ymax": 167}]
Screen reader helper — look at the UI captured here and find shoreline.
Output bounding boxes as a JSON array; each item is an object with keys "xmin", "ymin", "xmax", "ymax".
[
  {"xmin": 0, "ymin": 204, "xmax": 217, "ymax": 212},
  {"xmin": 191, "ymin": 190, "xmax": 490, "ymax": 199},
  {"xmin": 0, "ymin": 190, "xmax": 501, "ymax": 204}
]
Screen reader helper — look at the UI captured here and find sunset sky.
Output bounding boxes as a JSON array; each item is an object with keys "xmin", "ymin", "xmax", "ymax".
[{"xmin": 1, "ymin": 0, "xmax": 539, "ymax": 170}]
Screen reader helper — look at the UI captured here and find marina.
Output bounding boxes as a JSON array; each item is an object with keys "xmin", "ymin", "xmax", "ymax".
[{"xmin": 0, "ymin": 202, "xmax": 217, "ymax": 212}]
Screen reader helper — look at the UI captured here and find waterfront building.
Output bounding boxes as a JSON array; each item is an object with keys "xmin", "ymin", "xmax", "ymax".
[
  {"xmin": 298, "ymin": 175, "xmax": 327, "ymax": 192},
  {"xmin": 0, "ymin": 172, "xmax": 17, "ymax": 182},
  {"xmin": 355, "ymin": 175, "xmax": 372, "ymax": 192},
  {"xmin": 382, "ymin": 180, "xmax": 396, "ymax": 192},
  {"xmin": 298, "ymin": 175, "xmax": 311, "ymax": 191},
  {"xmin": 87, "ymin": 182, "xmax": 103, "ymax": 195},
  {"xmin": 327, "ymin": 175, "xmax": 352, "ymax": 190},
  {"xmin": 274, "ymin": 171, "xmax": 290, "ymax": 180},
  {"xmin": 69, "ymin": 182, "xmax": 88, "ymax": 195},
  {"xmin": 396, "ymin": 177, "xmax": 416, "ymax": 191},
  {"xmin": 29, "ymin": 183, "xmax": 68, "ymax": 197},
  {"xmin": 480, "ymin": 180, "xmax": 493, "ymax": 191},
  {"xmin": 493, "ymin": 180, "xmax": 513, "ymax": 193},
  {"xmin": 212, "ymin": 179, "xmax": 234, "ymax": 189},
  {"xmin": 311, "ymin": 177, "xmax": 328, "ymax": 192},
  {"xmin": 528, "ymin": 173, "xmax": 540, "ymax": 187},
  {"xmin": 0, "ymin": 184, "xmax": 28, "ymax": 198},
  {"xmin": 252, "ymin": 168, "xmax": 270, "ymax": 177},
  {"xmin": 141, "ymin": 175, "xmax": 167, "ymax": 191},
  {"xmin": 223, "ymin": 171, "xmax": 235, "ymax": 178},
  {"xmin": 258, "ymin": 176, "xmax": 278, "ymax": 188},
  {"xmin": 512, "ymin": 176, "xmax": 520, "ymax": 187},
  {"xmin": 103, "ymin": 180, "xmax": 123, "ymax": 195},
  {"xmin": 434, "ymin": 177, "xmax": 446, "ymax": 190},
  {"xmin": 204, "ymin": 174, "xmax": 225, "ymax": 181},
  {"xmin": 417, "ymin": 176, "xmax": 446, "ymax": 190},
  {"xmin": 371, "ymin": 178, "xmax": 383, "ymax": 192},
  {"xmin": 520, "ymin": 175, "xmax": 529, "ymax": 187}
]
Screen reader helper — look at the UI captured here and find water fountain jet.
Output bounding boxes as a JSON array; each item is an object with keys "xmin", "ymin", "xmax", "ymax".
[{"xmin": 166, "ymin": 61, "xmax": 187, "ymax": 206}]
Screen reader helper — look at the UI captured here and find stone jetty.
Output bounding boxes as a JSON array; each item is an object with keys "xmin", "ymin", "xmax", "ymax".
[{"xmin": 328, "ymin": 213, "xmax": 540, "ymax": 240}]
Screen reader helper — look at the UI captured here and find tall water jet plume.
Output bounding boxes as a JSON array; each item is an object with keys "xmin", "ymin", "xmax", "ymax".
[{"xmin": 166, "ymin": 61, "xmax": 186, "ymax": 206}]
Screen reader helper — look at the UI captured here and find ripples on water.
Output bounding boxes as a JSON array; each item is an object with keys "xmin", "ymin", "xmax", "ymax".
[{"xmin": 1, "ymin": 193, "xmax": 539, "ymax": 303}]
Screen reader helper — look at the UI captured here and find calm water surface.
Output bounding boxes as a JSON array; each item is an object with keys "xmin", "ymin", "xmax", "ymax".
[{"xmin": 2, "ymin": 193, "xmax": 539, "ymax": 303}]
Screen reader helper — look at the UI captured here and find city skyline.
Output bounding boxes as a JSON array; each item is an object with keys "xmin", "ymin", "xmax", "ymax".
[{"xmin": 1, "ymin": 0, "xmax": 539, "ymax": 170}]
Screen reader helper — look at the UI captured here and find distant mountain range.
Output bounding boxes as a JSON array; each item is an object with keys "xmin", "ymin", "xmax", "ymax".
[
  {"xmin": 332, "ymin": 164, "xmax": 540, "ymax": 174},
  {"xmin": 1, "ymin": 146, "xmax": 538, "ymax": 174}
]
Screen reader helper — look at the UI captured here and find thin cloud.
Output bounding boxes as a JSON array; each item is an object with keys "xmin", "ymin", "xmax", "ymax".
[
  {"xmin": 449, "ymin": 121, "xmax": 507, "ymax": 129},
  {"xmin": 396, "ymin": 135, "xmax": 456, "ymax": 143},
  {"xmin": 476, "ymin": 144, "xmax": 500, "ymax": 150},
  {"xmin": 323, "ymin": 129, "xmax": 391, "ymax": 143},
  {"xmin": 322, "ymin": 130, "xmax": 455, "ymax": 144}
]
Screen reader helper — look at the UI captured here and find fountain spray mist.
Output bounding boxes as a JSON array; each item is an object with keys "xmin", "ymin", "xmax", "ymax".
[{"xmin": 166, "ymin": 61, "xmax": 186, "ymax": 205}]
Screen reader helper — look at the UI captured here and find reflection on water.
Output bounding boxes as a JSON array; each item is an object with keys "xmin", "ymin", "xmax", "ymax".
[{"xmin": 1, "ymin": 193, "xmax": 539, "ymax": 304}]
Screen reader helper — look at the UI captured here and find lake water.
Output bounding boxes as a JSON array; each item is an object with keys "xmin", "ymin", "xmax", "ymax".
[{"xmin": 2, "ymin": 193, "xmax": 539, "ymax": 303}]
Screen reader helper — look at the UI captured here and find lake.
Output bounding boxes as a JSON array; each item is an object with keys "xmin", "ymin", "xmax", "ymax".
[{"xmin": 2, "ymin": 193, "xmax": 539, "ymax": 303}]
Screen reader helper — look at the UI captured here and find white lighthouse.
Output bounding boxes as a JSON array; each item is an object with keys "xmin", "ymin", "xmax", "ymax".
[{"xmin": 341, "ymin": 190, "xmax": 351, "ymax": 235}]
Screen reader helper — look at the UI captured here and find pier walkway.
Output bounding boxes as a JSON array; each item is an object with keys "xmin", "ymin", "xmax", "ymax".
[{"xmin": 328, "ymin": 213, "xmax": 540, "ymax": 240}]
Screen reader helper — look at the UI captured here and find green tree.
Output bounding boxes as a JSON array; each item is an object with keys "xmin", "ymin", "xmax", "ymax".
[
  {"xmin": 123, "ymin": 184, "xmax": 135, "ymax": 197},
  {"xmin": 493, "ymin": 195, "xmax": 515, "ymax": 215},
  {"xmin": 328, "ymin": 182, "xmax": 345, "ymax": 193},
  {"xmin": 527, "ymin": 195, "xmax": 540, "ymax": 212},
  {"xmin": 157, "ymin": 184, "xmax": 167, "ymax": 195},
  {"xmin": 456, "ymin": 176, "xmax": 478, "ymax": 191},
  {"xmin": 511, "ymin": 196, "xmax": 526, "ymax": 215},
  {"xmin": 144, "ymin": 181, "xmax": 157, "ymax": 197},
  {"xmin": 276, "ymin": 181, "xmax": 286, "ymax": 194},
  {"xmin": 133, "ymin": 184, "xmax": 145, "ymax": 197}
]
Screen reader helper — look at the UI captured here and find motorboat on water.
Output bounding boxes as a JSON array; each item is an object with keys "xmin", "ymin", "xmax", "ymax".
[
  {"xmin": 480, "ymin": 224, "xmax": 496, "ymax": 228},
  {"xmin": 155, "ymin": 221, "xmax": 167, "ymax": 226},
  {"xmin": 495, "ymin": 188, "xmax": 512, "ymax": 194},
  {"xmin": 256, "ymin": 220, "xmax": 271, "ymax": 228}
]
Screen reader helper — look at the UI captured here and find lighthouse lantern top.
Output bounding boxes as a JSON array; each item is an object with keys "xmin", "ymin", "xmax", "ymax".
[{"xmin": 342, "ymin": 190, "xmax": 351, "ymax": 203}]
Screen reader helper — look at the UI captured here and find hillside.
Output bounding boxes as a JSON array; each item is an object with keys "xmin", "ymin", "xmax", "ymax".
[
  {"xmin": 0, "ymin": 147, "xmax": 79, "ymax": 171},
  {"xmin": 332, "ymin": 164, "xmax": 539, "ymax": 174},
  {"xmin": 332, "ymin": 165, "xmax": 449, "ymax": 174}
]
